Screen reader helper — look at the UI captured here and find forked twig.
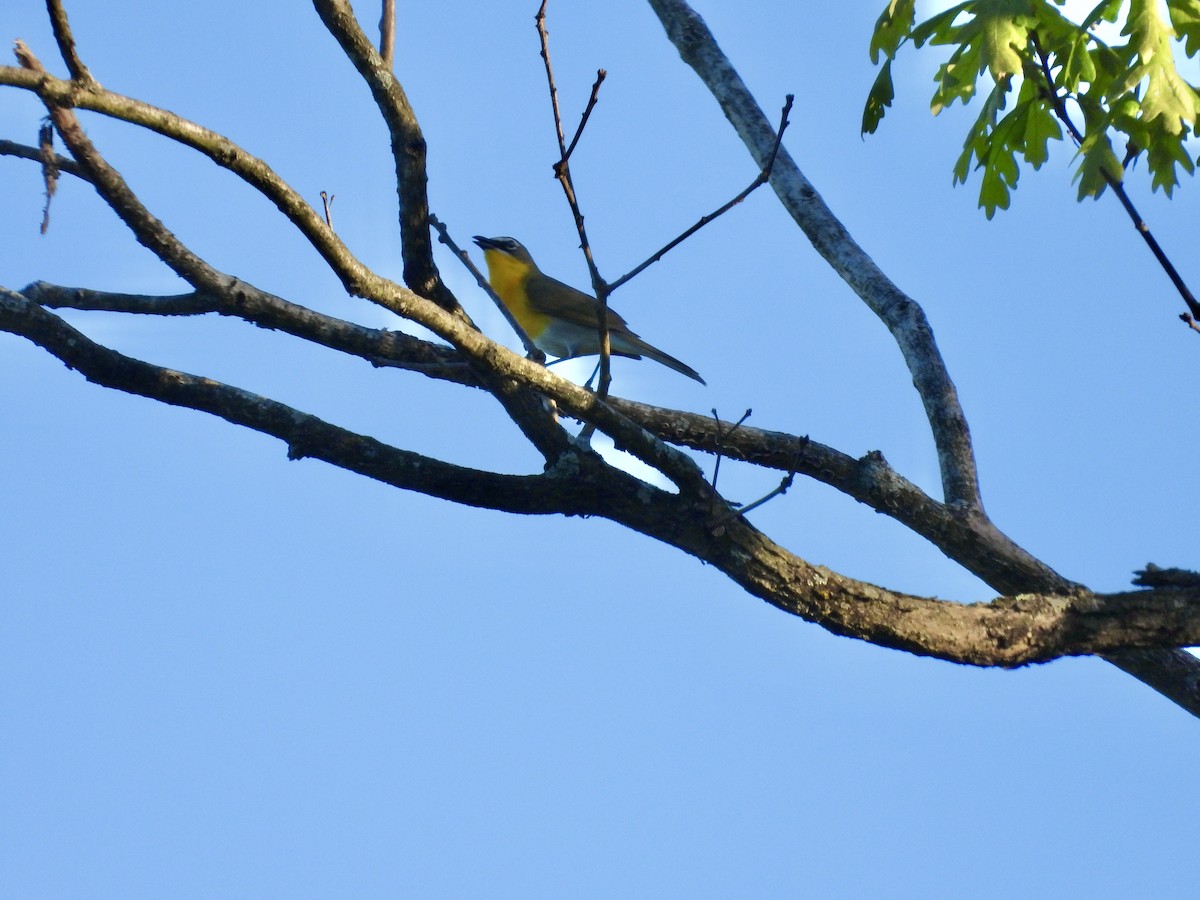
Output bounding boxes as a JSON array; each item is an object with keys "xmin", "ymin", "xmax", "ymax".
[
  {"xmin": 320, "ymin": 190, "xmax": 335, "ymax": 229},
  {"xmin": 610, "ymin": 94, "xmax": 793, "ymax": 293},
  {"xmin": 535, "ymin": 0, "xmax": 613, "ymax": 399},
  {"xmin": 559, "ymin": 69, "xmax": 606, "ymax": 170},
  {"xmin": 709, "ymin": 407, "xmax": 751, "ymax": 500}
]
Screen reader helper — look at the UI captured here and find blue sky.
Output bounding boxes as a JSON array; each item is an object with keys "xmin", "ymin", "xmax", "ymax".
[{"xmin": 2, "ymin": 1, "xmax": 1198, "ymax": 896}]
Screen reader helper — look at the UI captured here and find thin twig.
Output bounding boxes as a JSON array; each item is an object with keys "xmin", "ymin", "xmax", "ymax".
[
  {"xmin": 709, "ymin": 406, "xmax": 751, "ymax": 496},
  {"xmin": 429, "ymin": 214, "xmax": 545, "ymax": 361},
  {"xmin": 736, "ymin": 471, "xmax": 795, "ymax": 518},
  {"xmin": 559, "ymin": 69, "xmax": 606, "ymax": 169},
  {"xmin": 536, "ymin": 0, "xmax": 568, "ymax": 157},
  {"xmin": 1031, "ymin": 35, "xmax": 1200, "ymax": 323},
  {"xmin": 45, "ymin": 0, "xmax": 95, "ymax": 85},
  {"xmin": 610, "ymin": 94, "xmax": 793, "ymax": 293},
  {"xmin": 320, "ymin": 190, "xmax": 335, "ymax": 229},
  {"xmin": 379, "ymin": 0, "xmax": 396, "ymax": 69},
  {"xmin": 0, "ymin": 138, "xmax": 87, "ymax": 179},
  {"xmin": 535, "ymin": 0, "xmax": 612, "ymax": 401}
]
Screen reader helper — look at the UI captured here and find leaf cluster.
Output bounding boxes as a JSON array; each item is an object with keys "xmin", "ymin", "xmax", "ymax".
[{"xmin": 864, "ymin": 0, "xmax": 1200, "ymax": 217}]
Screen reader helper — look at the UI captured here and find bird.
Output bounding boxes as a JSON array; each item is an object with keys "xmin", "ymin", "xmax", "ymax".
[{"xmin": 472, "ymin": 235, "xmax": 705, "ymax": 385}]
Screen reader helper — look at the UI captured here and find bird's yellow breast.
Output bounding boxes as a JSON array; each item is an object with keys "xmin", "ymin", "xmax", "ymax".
[{"xmin": 481, "ymin": 248, "xmax": 553, "ymax": 338}]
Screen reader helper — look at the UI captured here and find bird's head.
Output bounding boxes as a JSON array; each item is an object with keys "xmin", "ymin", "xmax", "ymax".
[{"xmin": 473, "ymin": 235, "xmax": 535, "ymax": 265}]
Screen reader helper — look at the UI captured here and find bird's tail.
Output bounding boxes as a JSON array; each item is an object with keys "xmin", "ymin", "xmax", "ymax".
[{"xmin": 619, "ymin": 334, "xmax": 706, "ymax": 385}]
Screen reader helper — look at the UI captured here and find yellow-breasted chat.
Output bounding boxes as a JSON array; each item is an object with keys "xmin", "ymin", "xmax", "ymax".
[{"xmin": 472, "ymin": 236, "xmax": 705, "ymax": 385}]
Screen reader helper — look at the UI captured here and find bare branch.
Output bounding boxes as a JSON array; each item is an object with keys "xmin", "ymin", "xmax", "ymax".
[
  {"xmin": 0, "ymin": 286, "xmax": 582, "ymax": 513},
  {"xmin": 312, "ymin": 0, "xmax": 457, "ymax": 313},
  {"xmin": 320, "ymin": 190, "xmax": 334, "ymax": 229},
  {"xmin": 647, "ymin": 0, "xmax": 982, "ymax": 512},
  {"xmin": 561, "ymin": 69, "xmax": 606, "ymax": 165},
  {"xmin": 731, "ymin": 471, "xmax": 793, "ymax": 519},
  {"xmin": 8, "ymin": 285, "xmax": 1200, "ymax": 676},
  {"xmin": 608, "ymin": 397, "xmax": 1075, "ymax": 596},
  {"xmin": 610, "ymin": 94, "xmax": 793, "ymax": 293},
  {"xmin": 0, "ymin": 137, "xmax": 86, "ymax": 179},
  {"xmin": 379, "ymin": 0, "xmax": 396, "ymax": 70},
  {"xmin": 44, "ymin": 0, "xmax": 95, "ymax": 85},
  {"xmin": 535, "ymin": 1, "xmax": 613, "ymax": 399}
]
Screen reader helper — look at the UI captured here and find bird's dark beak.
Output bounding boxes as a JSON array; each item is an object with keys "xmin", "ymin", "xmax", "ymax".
[{"xmin": 472, "ymin": 235, "xmax": 497, "ymax": 250}]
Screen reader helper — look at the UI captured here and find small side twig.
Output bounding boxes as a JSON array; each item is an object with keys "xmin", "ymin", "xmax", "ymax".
[
  {"xmin": 709, "ymin": 407, "xmax": 751, "ymax": 501},
  {"xmin": 320, "ymin": 190, "xmax": 335, "ymax": 229},
  {"xmin": 0, "ymin": 138, "xmax": 87, "ymax": 180},
  {"xmin": 379, "ymin": 0, "xmax": 396, "ymax": 69},
  {"xmin": 559, "ymin": 69, "xmax": 606, "ymax": 170},
  {"xmin": 1031, "ymin": 35, "xmax": 1200, "ymax": 324},
  {"xmin": 46, "ymin": 0, "xmax": 96, "ymax": 86},
  {"xmin": 610, "ymin": 94, "xmax": 793, "ymax": 293},
  {"xmin": 736, "ymin": 472, "xmax": 796, "ymax": 518}
]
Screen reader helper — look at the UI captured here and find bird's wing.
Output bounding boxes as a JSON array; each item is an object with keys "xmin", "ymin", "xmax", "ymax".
[{"xmin": 524, "ymin": 274, "xmax": 634, "ymax": 333}]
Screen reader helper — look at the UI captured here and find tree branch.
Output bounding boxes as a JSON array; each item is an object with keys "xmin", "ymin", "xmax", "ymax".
[
  {"xmin": 45, "ymin": 0, "xmax": 95, "ymax": 85},
  {"xmin": 312, "ymin": 0, "xmax": 455, "ymax": 312},
  {"xmin": 7, "ymin": 287, "xmax": 1199, "ymax": 676},
  {"xmin": 609, "ymin": 94, "xmax": 793, "ymax": 293},
  {"xmin": 647, "ymin": 0, "xmax": 983, "ymax": 513},
  {"xmin": 644, "ymin": 0, "xmax": 1200, "ymax": 714},
  {"xmin": 536, "ymin": 0, "xmax": 615, "ymax": 401},
  {"xmin": 0, "ymin": 286, "xmax": 593, "ymax": 513}
]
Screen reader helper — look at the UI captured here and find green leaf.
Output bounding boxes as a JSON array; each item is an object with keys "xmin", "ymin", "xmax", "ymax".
[
  {"xmin": 870, "ymin": 0, "xmax": 917, "ymax": 63},
  {"xmin": 1074, "ymin": 131, "xmax": 1123, "ymax": 198},
  {"xmin": 862, "ymin": 59, "xmax": 896, "ymax": 135},
  {"xmin": 1146, "ymin": 127, "xmax": 1195, "ymax": 193},
  {"xmin": 955, "ymin": 0, "xmax": 1039, "ymax": 80},
  {"xmin": 1060, "ymin": 30, "xmax": 1097, "ymax": 90},
  {"xmin": 1023, "ymin": 100, "xmax": 1062, "ymax": 167},
  {"xmin": 932, "ymin": 46, "xmax": 982, "ymax": 114},
  {"xmin": 912, "ymin": 2, "xmax": 973, "ymax": 46},
  {"xmin": 1168, "ymin": 0, "xmax": 1200, "ymax": 57},
  {"xmin": 1124, "ymin": 0, "xmax": 1200, "ymax": 131},
  {"xmin": 1081, "ymin": 0, "xmax": 1124, "ymax": 30}
]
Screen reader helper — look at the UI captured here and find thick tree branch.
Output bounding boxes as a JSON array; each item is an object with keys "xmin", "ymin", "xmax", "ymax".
[
  {"xmin": 644, "ymin": 0, "xmax": 1200, "ymax": 715},
  {"xmin": 8, "ymin": 286, "xmax": 1200, "ymax": 672},
  {"xmin": 13, "ymin": 279, "xmax": 1167, "ymax": 625},
  {"xmin": 21, "ymin": 281, "xmax": 476, "ymax": 383},
  {"xmin": 311, "ymin": 0, "xmax": 456, "ymax": 312},
  {"xmin": 0, "ymin": 287, "xmax": 595, "ymax": 513},
  {"xmin": 647, "ymin": 0, "xmax": 982, "ymax": 513},
  {"xmin": 10, "ymin": 281, "xmax": 1200, "ymax": 690},
  {"xmin": 607, "ymin": 398, "xmax": 1074, "ymax": 596}
]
